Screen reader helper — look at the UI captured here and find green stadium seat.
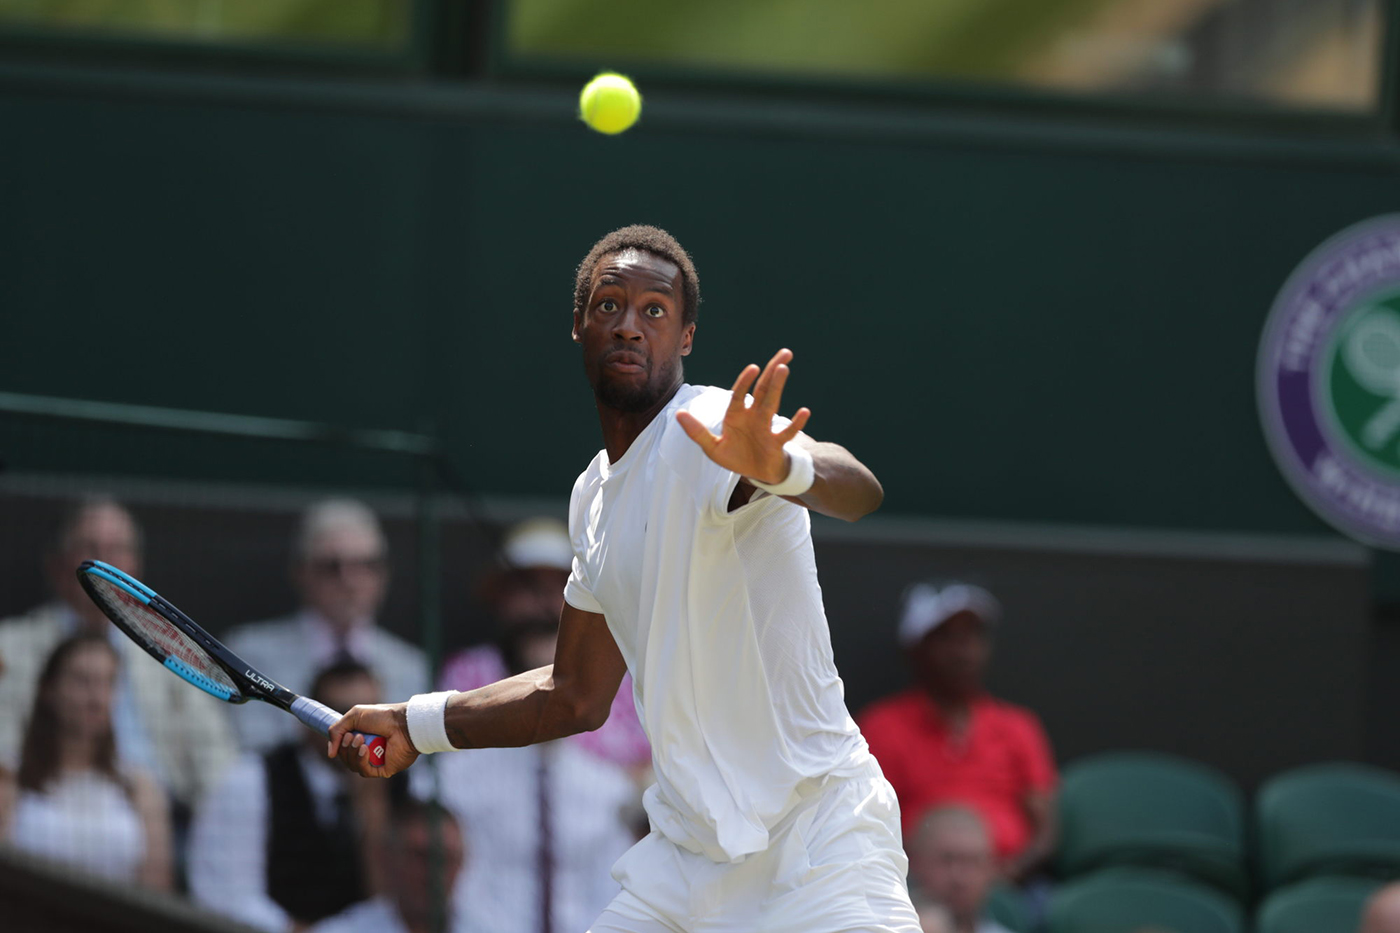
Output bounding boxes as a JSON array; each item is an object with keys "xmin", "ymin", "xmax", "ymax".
[
  {"xmin": 985, "ymin": 882, "xmax": 1033, "ymax": 933},
  {"xmin": 1256, "ymin": 762, "xmax": 1400, "ymax": 891},
  {"xmin": 1046, "ymin": 867, "xmax": 1245, "ymax": 933},
  {"xmin": 1255, "ymin": 875, "xmax": 1387, "ymax": 933},
  {"xmin": 1057, "ymin": 751, "xmax": 1247, "ymax": 898}
]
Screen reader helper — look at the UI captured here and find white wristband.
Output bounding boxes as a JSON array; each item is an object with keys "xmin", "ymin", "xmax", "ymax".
[
  {"xmin": 751, "ymin": 442, "xmax": 815, "ymax": 497},
  {"xmin": 405, "ymin": 691, "xmax": 457, "ymax": 754}
]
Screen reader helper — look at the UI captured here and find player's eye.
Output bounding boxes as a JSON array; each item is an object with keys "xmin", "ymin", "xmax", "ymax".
[
  {"xmin": 645, "ymin": 305, "xmax": 665, "ymax": 318},
  {"xmin": 598, "ymin": 299, "xmax": 619, "ymax": 313}
]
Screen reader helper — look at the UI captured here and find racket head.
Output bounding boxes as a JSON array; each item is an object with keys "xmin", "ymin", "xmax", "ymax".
[
  {"xmin": 76, "ymin": 559, "xmax": 250, "ymax": 704},
  {"xmin": 75, "ymin": 561, "xmax": 386, "ymax": 758}
]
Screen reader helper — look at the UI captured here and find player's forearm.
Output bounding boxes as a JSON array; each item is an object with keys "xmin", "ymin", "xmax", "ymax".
[
  {"xmin": 440, "ymin": 665, "xmax": 603, "ymax": 749},
  {"xmin": 787, "ymin": 440, "xmax": 884, "ymax": 522}
]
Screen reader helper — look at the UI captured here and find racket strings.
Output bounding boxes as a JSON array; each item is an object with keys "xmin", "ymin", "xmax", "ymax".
[{"xmin": 88, "ymin": 576, "xmax": 240, "ymax": 696}]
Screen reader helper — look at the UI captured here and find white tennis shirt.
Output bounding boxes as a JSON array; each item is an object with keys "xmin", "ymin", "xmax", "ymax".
[{"xmin": 564, "ymin": 384, "xmax": 869, "ymax": 863}]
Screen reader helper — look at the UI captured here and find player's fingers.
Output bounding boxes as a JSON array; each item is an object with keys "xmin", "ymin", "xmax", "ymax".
[
  {"xmin": 728, "ymin": 364, "xmax": 760, "ymax": 410},
  {"xmin": 752, "ymin": 349, "xmax": 792, "ymax": 409},
  {"xmin": 676, "ymin": 411, "xmax": 719, "ymax": 452},
  {"xmin": 336, "ymin": 744, "xmax": 369, "ymax": 776},
  {"xmin": 776, "ymin": 408, "xmax": 811, "ymax": 441},
  {"xmin": 327, "ymin": 718, "xmax": 349, "ymax": 757},
  {"xmin": 758, "ymin": 363, "xmax": 791, "ymax": 415}
]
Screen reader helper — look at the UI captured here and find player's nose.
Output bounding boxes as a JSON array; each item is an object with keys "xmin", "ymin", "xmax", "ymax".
[{"xmin": 612, "ymin": 304, "xmax": 644, "ymax": 341}]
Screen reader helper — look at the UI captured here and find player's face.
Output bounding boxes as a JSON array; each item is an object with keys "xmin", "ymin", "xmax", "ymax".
[{"xmin": 573, "ymin": 248, "xmax": 694, "ymax": 413}]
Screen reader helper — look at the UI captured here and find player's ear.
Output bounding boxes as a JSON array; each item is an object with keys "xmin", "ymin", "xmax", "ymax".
[
  {"xmin": 572, "ymin": 308, "xmax": 583, "ymax": 344},
  {"xmin": 680, "ymin": 322, "xmax": 695, "ymax": 357}
]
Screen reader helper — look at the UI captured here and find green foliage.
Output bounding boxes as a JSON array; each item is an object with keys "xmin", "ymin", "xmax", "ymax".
[
  {"xmin": 506, "ymin": 0, "xmax": 1114, "ymax": 82},
  {"xmin": 0, "ymin": 0, "xmax": 410, "ymax": 49}
]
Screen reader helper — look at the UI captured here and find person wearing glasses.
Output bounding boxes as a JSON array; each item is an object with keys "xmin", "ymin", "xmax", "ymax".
[{"xmin": 226, "ymin": 499, "xmax": 428, "ymax": 752}]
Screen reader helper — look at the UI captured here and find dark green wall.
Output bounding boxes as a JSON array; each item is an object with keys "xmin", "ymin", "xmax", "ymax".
[{"xmin": 4, "ymin": 63, "xmax": 1399, "ymax": 540}]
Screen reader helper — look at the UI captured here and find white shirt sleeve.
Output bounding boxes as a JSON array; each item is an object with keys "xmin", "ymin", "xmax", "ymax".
[
  {"xmin": 564, "ymin": 472, "xmax": 605, "ymax": 614},
  {"xmin": 188, "ymin": 755, "xmax": 292, "ymax": 933},
  {"xmin": 564, "ymin": 555, "xmax": 604, "ymax": 614}
]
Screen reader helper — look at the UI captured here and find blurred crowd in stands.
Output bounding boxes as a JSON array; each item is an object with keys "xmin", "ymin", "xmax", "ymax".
[{"xmin": 0, "ymin": 495, "xmax": 1398, "ymax": 933}]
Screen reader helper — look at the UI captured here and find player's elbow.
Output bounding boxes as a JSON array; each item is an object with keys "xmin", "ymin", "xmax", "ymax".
[
  {"xmin": 861, "ymin": 479, "xmax": 885, "ymax": 519},
  {"xmin": 557, "ymin": 686, "xmax": 613, "ymax": 735},
  {"xmin": 576, "ymin": 690, "xmax": 614, "ymax": 733},
  {"xmin": 840, "ymin": 475, "xmax": 884, "ymax": 522}
]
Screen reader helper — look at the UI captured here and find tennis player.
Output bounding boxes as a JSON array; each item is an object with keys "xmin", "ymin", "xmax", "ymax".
[{"xmin": 330, "ymin": 225, "xmax": 919, "ymax": 932}]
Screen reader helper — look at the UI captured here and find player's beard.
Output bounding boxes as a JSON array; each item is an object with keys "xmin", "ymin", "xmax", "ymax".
[{"xmin": 595, "ymin": 353, "xmax": 683, "ymax": 413}]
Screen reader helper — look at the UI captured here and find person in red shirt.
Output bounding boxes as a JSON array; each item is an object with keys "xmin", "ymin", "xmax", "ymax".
[{"xmin": 858, "ymin": 583, "xmax": 1057, "ymax": 883}]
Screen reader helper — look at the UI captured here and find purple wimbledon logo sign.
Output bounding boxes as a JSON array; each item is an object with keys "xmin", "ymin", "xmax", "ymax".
[{"xmin": 1259, "ymin": 215, "xmax": 1400, "ymax": 548}]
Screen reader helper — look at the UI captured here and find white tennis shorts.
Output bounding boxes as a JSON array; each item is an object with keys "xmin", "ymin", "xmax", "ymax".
[{"xmin": 587, "ymin": 758, "xmax": 920, "ymax": 933}]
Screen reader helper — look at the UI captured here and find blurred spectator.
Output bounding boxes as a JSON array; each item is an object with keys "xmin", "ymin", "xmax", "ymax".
[
  {"xmin": 0, "ymin": 496, "xmax": 234, "ymax": 807},
  {"xmin": 1, "ymin": 634, "xmax": 173, "ymax": 890},
  {"xmin": 310, "ymin": 799, "xmax": 466, "ymax": 933},
  {"xmin": 189, "ymin": 659, "xmax": 407, "ymax": 932},
  {"xmin": 439, "ymin": 517, "xmax": 650, "ymax": 773},
  {"xmin": 1363, "ymin": 883, "xmax": 1400, "ymax": 933},
  {"xmin": 911, "ymin": 895, "xmax": 956, "ymax": 933},
  {"xmin": 437, "ymin": 569, "xmax": 640, "ymax": 933},
  {"xmin": 226, "ymin": 499, "xmax": 428, "ymax": 751},
  {"xmin": 908, "ymin": 805, "xmax": 1010, "ymax": 933},
  {"xmin": 859, "ymin": 583, "xmax": 1057, "ymax": 881}
]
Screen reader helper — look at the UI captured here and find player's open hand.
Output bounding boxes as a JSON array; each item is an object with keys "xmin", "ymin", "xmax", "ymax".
[
  {"xmin": 327, "ymin": 702, "xmax": 420, "ymax": 778},
  {"xmin": 676, "ymin": 348, "xmax": 811, "ymax": 485}
]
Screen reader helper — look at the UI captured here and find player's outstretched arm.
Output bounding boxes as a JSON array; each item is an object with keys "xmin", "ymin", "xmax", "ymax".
[
  {"xmin": 676, "ymin": 348, "xmax": 884, "ymax": 522},
  {"xmin": 328, "ymin": 603, "xmax": 626, "ymax": 777}
]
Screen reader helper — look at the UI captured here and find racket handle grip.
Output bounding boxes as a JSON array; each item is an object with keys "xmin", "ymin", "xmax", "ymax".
[{"xmin": 291, "ymin": 696, "xmax": 389, "ymax": 768}]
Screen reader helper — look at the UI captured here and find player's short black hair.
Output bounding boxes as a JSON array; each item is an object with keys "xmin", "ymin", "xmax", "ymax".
[{"xmin": 573, "ymin": 224, "xmax": 701, "ymax": 326}]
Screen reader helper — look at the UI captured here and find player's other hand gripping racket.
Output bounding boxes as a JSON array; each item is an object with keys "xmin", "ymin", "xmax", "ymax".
[{"xmin": 76, "ymin": 559, "xmax": 389, "ymax": 770}]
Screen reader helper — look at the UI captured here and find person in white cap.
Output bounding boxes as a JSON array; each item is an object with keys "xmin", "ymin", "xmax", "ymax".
[
  {"xmin": 326, "ymin": 225, "xmax": 918, "ymax": 932},
  {"xmin": 438, "ymin": 517, "xmax": 650, "ymax": 772},
  {"xmin": 858, "ymin": 583, "xmax": 1058, "ymax": 884}
]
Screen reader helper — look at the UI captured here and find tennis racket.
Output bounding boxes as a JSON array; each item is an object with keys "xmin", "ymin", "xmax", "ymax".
[{"xmin": 76, "ymin": 559, "xmax": 387, "ymax": 766}]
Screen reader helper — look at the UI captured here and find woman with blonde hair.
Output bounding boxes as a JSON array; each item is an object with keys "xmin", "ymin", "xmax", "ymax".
[{"xmin": 2, "ymin": 633, "xmax": 172, "ymax": 889}]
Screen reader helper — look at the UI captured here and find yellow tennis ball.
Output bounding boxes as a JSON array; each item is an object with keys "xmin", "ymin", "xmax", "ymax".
[{"xmin": 580, "ymin": 72, "xmax": 641, "ymax": 135}]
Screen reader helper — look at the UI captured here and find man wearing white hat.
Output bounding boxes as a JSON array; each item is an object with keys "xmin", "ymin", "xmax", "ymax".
[
  {"xmin": 858, "ymin": 583, "xmax": 1058, "ymax": 884},
  {"xmin": 438, "ymin": 517, "xmax": 651, "ymax": 773}
]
